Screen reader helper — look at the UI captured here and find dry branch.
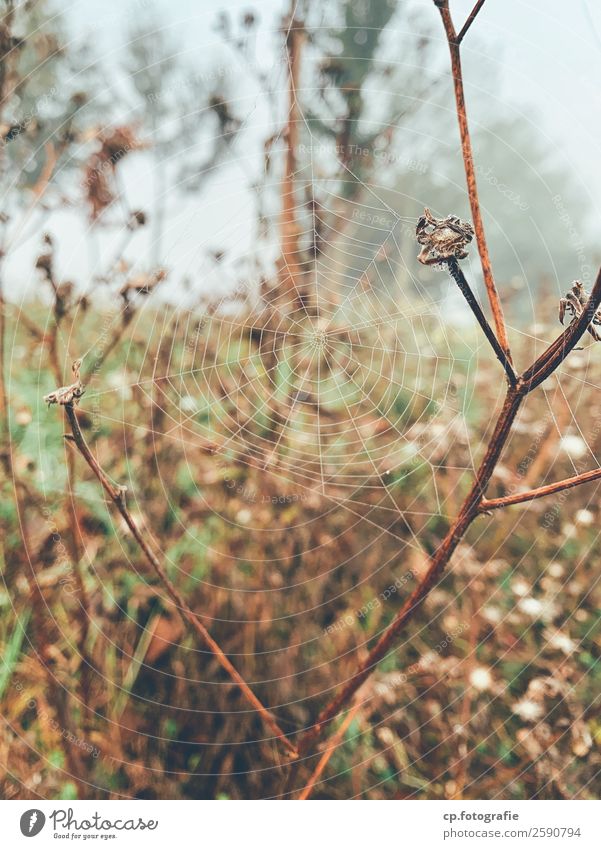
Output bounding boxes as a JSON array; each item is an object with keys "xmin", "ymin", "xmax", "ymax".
[
  {"xmin": 446, "ymin": 258, "xmax": 517, "ymax": 385},
  {"xmin": 59, "ymin": 401, "xmax": 298, "ymax": 759},
  {"xmin": 434, "ymin": 0, "xmax": 511, "ymax": 361},
  {"xmin": 456, "ymin": 0, "xmax": 487, "ymax": 44},
  {"xmin": 480, "ymin": 468, "xmax": 601, "ymax": 512}
]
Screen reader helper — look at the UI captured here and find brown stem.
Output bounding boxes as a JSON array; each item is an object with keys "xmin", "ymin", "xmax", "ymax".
[
  {"xmin": 456, "ymin": 0, "xmax": 487, "ymax": 44},
  {"xmin": 62, "ymin": 403, "xmax": 298, "ymax": 759},
  {"xmin": 447, "ymin": 258, "xmax": 517, "ymax": 385},
  {"xmin": 276, "ymin": 7, "xmax": 304, "ymax": 308},
  {"xmin": 298, "ymin": 261, "xmax": 601, "ymax": 752},
  {"xmin": 298, "ymin": 702, "xmax": 362, "ymax": 800},
  {"xmin": 435, "ymin": 0, "xmax": 511, "ymax": 362},
  {"xmin": 47, "ymin": 316, "xmax": 93, "ymax": 718},
  {"xmin": 299, "ymin": 386, "xmax": 524, "ymax": 752},
  {"xmin": 480, "ymin": 468, "xmax": 601, "ymax": 512},
  {"xmin": 522, "ymin": 267, "xmax": 601, "ymax": 390}
]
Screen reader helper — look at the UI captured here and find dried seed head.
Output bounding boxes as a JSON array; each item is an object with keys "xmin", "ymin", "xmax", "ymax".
[
  {"xmin": 44, "ymin": 359, "xmax": 85, "ymax": 407},
  {"xmin": 416, "ymin": 208, "xmax": 474, "ymax": 266}
]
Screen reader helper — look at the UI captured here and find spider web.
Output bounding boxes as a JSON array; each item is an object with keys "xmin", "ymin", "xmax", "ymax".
[{"xmin": 18, "ymin": 3, "xmax": 601, "ymax": 802}]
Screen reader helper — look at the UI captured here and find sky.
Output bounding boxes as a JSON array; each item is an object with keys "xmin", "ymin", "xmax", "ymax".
[
  {"xmin": 8, "ymin": 0, "xmax": 601, "ymax": 299},
  {"xmin": 56, "ymin": 0, "xmax": 601, "ymax": 200}
]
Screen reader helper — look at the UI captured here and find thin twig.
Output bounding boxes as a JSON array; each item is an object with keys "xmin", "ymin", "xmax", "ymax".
[
  {"xmin": 456, "ymin": 0, "xmax": 487, "ymax": 44},
  {"xmin": 522, "ymin": 267, "xmax": 601, "ymax": 390},
  {"xmin": 447, "ymin": 258, "xmax": 517, "ymax": 384},
  {"xmin": 435, "ymin": 0, "xmax": 511, "ymax": 362},
  {"xmin": 61, "ymin": 402, "xmax": 298, "ymax": 759},
  {"xmin": 299, "ymin": 385, "xmax": 524, "ymax": 752},
  {"xmin": 480, "ymin": 468, "xmax": 601, "ymax": 512},
  {"xmin": 277, "ymin": 5, "xmax": 304, "ymax": 307},
  {"xmin": 298, "ymin": 702, "xmax": 362, "ymax": 800},
  {"xmin": 298, "ymin": 265, "xmax": 601, "ymax": 752}
]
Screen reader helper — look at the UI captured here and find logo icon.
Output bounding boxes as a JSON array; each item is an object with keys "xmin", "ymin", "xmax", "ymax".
[{"xmin": 20, "ymin": 810, "xmax": 46, "ymax": 837}]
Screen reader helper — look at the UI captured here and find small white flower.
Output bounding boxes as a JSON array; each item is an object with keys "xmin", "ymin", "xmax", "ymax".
[
  {"xmin": 419, "ymin": 650, "xmax": 437, "ymax": 670},
  {"xmin": 575, "ymin": 509, "xmax": 594, "ymax": 526},
  {"xmin": 547, "ymin": 562, "xmax": 564, "ymax": 578},
  {"xmin": 482, "ymin": 605, "xmax": 501, "ymax": 624},
  {"xmin": 179, "ymin": 395, "xmax": 197, "ymax": 413},
  {"xmin": 512, "ymin": 699, "xmax": 544, "ymax": 722},
  {"xmin": 512, "ymin": 579, "xmax": 530, "ymax": 597},
  {"xmin": 518, "ymin": 597, "xmax": 544, "ymax": 618},
  {"xmin": 236, "ymin": 509, "xmax": 252, "ymax": 524},
  {"xmin": 559, "ymin": 435, "xmax": 587, "ymax": 460},
  {"xmin": 547, "ymin": 631, "xmax": 576, "ymax": 654},
  {"xmin": 107, "ymin": 371, "xmax": 133, "ymax": 401},
  {"xmin": 15, "ymin": 408, "xmax": 32, "ymax": 426},
  {"xmin": 470, "ymin": 666, "xmax": 493, "ymax": 692}
]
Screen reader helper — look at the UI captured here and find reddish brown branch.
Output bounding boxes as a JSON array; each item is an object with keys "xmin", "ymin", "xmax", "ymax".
[
  {"xmin": 522, "ymin": 267, "xmax": 601, "ymax": 390},
  {"xmin": 299, "ymin": 267, "xmax": 601, "ymax": 753},
  {"xmin": 299, "ymin": 386, "xmax": 524, "ymax": 752},
  {"xmin": 456, "ymin": 0, "xmax": 487, "ymax": 44},
  {"xmin": 435, "ymin": 0, "xmax": 511, "ymax": 362},
  {"xmin": 62, "ymin": 403, "xmax": 298, "ymax": 759},
  {"xmin": 298, "ymin": 702, "xmax": 362, "ymax": 800},
  {"xmin": 277, "ymin": 8, "xmax": 304, "ymax": 308},
  {"xmin": 480, "ymin": 467, "xmax": 601, "ymax": 512}
]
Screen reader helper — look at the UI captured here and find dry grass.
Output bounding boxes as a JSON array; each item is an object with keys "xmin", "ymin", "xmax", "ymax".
[{"xmin": 1, "ymin": 297, "xmax": 599, "ymax": 800}]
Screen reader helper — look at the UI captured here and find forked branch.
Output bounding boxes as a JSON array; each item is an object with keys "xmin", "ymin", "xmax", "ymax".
[
  {"xmin": 434, "ymin": 0, "xmax": 511, "ymax": 361},
  {"xmin": 298, "ymin": 266, "xmax": 601, "ymax": 752},
  {"xmin": 59, "ymin": 402, "xmax": 298, "ymax": 759},
  {"xmin": 294, "ymin": 2, "xmax": 601, "ymax": 763},
  {"xmin": 480, "ymin": 466, "xmax": 601, "ymax": 512},
  {"xmin": 456, "ymin": 0, "xmax": 487, "ymax": 44}
]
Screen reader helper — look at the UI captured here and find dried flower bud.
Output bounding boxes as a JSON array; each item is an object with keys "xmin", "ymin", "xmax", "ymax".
[
  {"xmin": 44, "ymin": 359, "xmax": 84, "ymax": 407},
  {"xmin": 416, "ymin": 208, "xmax": 474, "ymax": 266}
]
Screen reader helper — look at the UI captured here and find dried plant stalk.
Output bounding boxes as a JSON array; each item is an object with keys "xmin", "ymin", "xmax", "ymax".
[
  {"xmin": 59, "ymin": 402, "xmax": 298, "ymax": 759},
  {"xmin": 435, "ymin": 0, "xmax": 511, "ymax": 361},
  {"xmin": 299, "ymin": 268, "xmax": 601, "ymax": 752}
]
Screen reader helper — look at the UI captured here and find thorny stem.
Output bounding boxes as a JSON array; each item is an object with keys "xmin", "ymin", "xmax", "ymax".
[
  {"xmin": 298, "ymin": 272, "xmax": 601, "ymax": 754},
  {"xmin": 447, "ymin": 258, "xmax": 517, "ymax": 385},
  {"xmin": 62, "ymin": 403, "xmax": 298, "ymax": 760},
  {"xmin": 435, "ymin": 0, "xmax": 512, "ymax": 363}
]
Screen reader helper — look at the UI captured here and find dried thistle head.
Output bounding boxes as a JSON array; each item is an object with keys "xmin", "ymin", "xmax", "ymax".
[
  {"xmin": 559, "ymin": 280, "xmax": 601, "ymax": 341},
  {"xmin": 416, "ymin": 208, "xmax": 474, "ymax": 266},
  {"xmin": 44, "ymin": 359, "xmax": 84, "ymax": 407}
]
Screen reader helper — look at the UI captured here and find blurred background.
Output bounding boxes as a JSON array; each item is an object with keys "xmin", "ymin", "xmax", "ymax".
[{"xmin": 0, "ymin": 0, "xmax": 599, "ymax": 800}]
